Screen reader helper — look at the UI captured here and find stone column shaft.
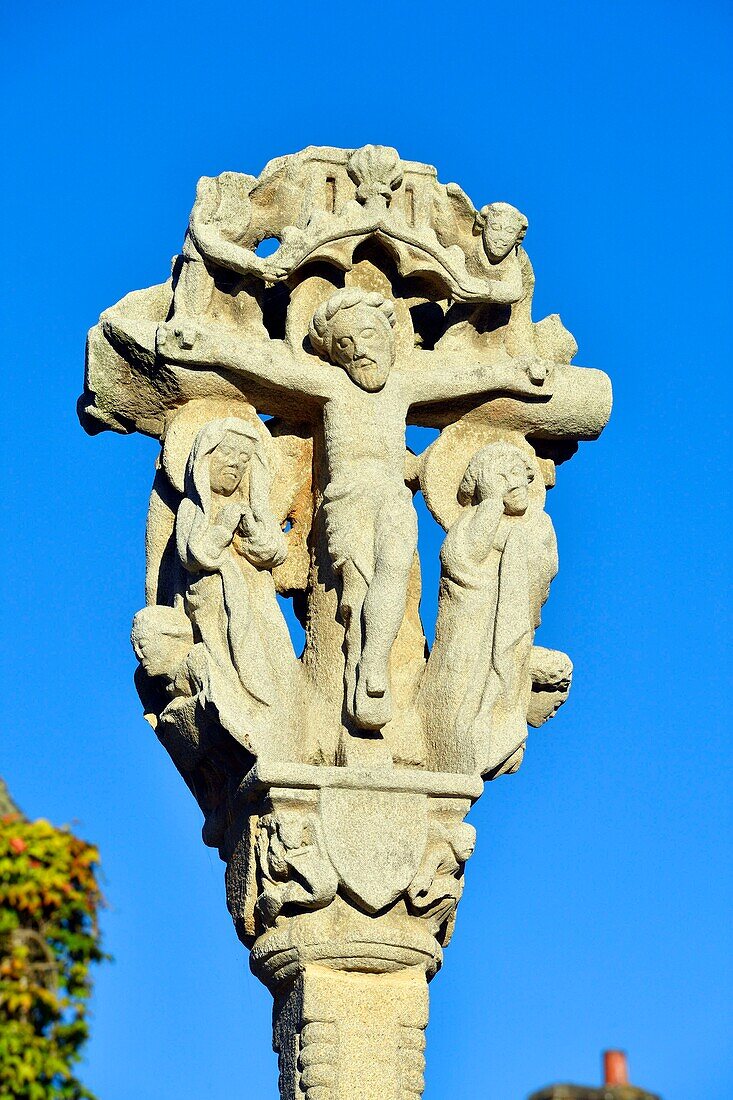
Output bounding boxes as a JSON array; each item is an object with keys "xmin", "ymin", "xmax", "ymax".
[{"xmin": 274, "ymin": 966, "xmax": 428, "ymax": 1100}]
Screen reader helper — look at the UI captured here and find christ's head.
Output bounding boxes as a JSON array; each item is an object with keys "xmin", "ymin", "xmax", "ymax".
[{"xmin": 309, "ymin": 288, "xmax": 397, "ymax": 392}]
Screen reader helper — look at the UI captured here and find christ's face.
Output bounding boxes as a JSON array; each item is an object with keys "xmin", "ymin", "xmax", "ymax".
[
  {"xmin": 501, "ymin": 459, "xmax": 531, "ymax": 515},
  {"xmin": 482, "ymin": 210, "xmax": 523, "ymax": 263},
  {"xmin": 328, "ymin": 304, "xmax": 395, "ymax": 391},
  {"xmin": 209, "ymin": 431, "xmax": 253, "ymax": 496}
]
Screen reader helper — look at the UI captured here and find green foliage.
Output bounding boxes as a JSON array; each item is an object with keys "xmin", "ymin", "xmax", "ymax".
[{"xmin": 0, "ymin": 815, "xmax": 105, "ymax": 1100}]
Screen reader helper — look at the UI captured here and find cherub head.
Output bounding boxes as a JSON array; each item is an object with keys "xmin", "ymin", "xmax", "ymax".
[
  {"xmin": 309, "ymin": 288, "xmax": 397, "ymax": 392},
  {"xmin": 458, "ymin": 442, "xmax": 534, "ymax": 517},
  {"xmin": 474, "ymin": 202, "xmax": 528, "ymax": 263}
]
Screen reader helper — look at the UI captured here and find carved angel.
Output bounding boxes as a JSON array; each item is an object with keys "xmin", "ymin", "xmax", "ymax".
[
  {"xmin": 436, "ymin": 201, "xmax": 537, "ymax": 355},
  {"xmin": 172, "ymin": 171, "xmax": 288, "ymax": 332},
  {"xmin": 469, "ymin": 202, "xmax": 529, "ymax": 304}
]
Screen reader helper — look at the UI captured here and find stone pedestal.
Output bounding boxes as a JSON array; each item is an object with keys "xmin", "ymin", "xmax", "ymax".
[{"xmin": 219, "ymin": 764, "xmax": 477, "ymax": 1096}]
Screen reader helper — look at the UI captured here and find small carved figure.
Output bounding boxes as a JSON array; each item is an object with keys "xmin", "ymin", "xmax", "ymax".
[
  {"xmin": 527, "ymin": 645, "xmax": 573, "ymax": 727},
  {"xmin": 256, "ymin": 811, "xmax": 338, "ymax": 925},
  {"xmin": 154, "ymin": 291, "xmax": 555, "ymax": 732},
  {"xmin": 406, "ymin": 821, "xmax": 476, "ymax": 942},
  {"xmin": 172, "ymin": 172, "xmax": 287, "ymax": 335},
  {"xmin": 133, "ymin": 417, "xmax": 295, "ymax": 765},
  {"xmin": 421, "ymin": 442, "xmax": 558, "ymax": 778},
  {"xmin": 176, "ymin": 418, "xmax": 290, "ymax": 722},
  {"xmin": 436, "ymin": 200, "xmax": 537, "ymax": 354},
  {"xmin": 472, "ymin": 202, "xmax": 528, "ymax": 302}
]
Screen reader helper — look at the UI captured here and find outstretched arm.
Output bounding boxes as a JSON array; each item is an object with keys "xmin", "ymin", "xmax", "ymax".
[
  {"xmin": 156, "ymin": 321, "xmax": 333, "ymax": 402},
  {"xmin": 191, "ymin": 220, "xmax": 287, "ymax": 283},
  {"xmin": 405, "ymin": 352, "xmax": 554, "ymax": 407},
  {"xmin": 483, "ymin": 257, "xmax": 524, "ymax": 305},
  {"xmin": 188, "ymin": 174, "xmax": 287, "ymax": 282}
]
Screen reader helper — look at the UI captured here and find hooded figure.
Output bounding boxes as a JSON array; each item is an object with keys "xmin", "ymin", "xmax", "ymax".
[
  {"xmin": 420, "ymin": 442, "xmax": 557, "ymax": 779},
  {"xmin": 175, "ymin": 417, "xmax": 294, "ymax": 751}
]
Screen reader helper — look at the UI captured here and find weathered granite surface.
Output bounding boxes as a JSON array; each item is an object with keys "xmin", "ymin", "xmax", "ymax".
[{"xmin": 80, "ymin": 145, "xmax": 611, "ymax": 1098}]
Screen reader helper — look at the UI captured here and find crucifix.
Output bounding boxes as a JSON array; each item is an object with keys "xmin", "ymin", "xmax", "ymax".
[
  {"xmin": 106, "ymin": 285, "xmax": 554, "ymax": 730},
  {"xmin": 83, "ymin": 145, "xmax": 611, "ymax": 1100}
]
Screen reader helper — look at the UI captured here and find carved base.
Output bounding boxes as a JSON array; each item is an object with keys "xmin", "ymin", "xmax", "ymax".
[
  {"xmin": 219, "ymin": 763, "xmax": 479, "ymax": 1099},
  {"xmin": 223, "ymin": 763, "xmax": 479, "ymax": 943}
]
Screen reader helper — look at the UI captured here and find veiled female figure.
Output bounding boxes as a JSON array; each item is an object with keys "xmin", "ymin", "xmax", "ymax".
[
  {"xmin": 420, "ymin": 442, "xmax": 557, "ymax": 778},
  {"xmin": 176, "ymin": 417, "xmax": 295, "ymax": 755}
]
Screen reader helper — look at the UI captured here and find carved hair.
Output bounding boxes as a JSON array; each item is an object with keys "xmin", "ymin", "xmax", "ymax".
[
  {"xmin": 309, "ymin": 288, "xmax": 397, "ymax": 359},
  {"xmin": 473, "ymin": 202, "xmax": 528, "ymax": 244},
  {"xmin": 458, "ymin": 442, "xmax": 534, "ymax": 506}
]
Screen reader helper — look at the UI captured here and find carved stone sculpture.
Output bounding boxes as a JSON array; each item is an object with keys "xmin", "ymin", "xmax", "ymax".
[
  {"xmin": 80, "ymin": 145, "xmax": 611, "ymax": 1098},
  {"xmin": 420, "ymin": 440, "xmax": 562, "ymax": 779}
]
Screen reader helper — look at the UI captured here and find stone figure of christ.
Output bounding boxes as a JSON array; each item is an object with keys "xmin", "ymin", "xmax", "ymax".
[{"xmin": 150, "ymin": 287, "xmax": 554, "ymax": 730}]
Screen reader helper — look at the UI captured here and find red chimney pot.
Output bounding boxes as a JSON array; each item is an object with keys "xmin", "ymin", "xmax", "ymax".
[{"xmin": 604, "ymin": 1050, "xmax": 629, "ymax": 1086}]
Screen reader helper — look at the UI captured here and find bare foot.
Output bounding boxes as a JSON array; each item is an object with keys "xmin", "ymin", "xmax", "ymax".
[{"xmin": 353, "ymin": 675, "xmax": 392, "ymax": 730}]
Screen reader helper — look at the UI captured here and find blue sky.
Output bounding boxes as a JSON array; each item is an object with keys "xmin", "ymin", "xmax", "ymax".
[{"xmin": 2, "ymin": 2, "xmax": 731, "ymax": 1097}]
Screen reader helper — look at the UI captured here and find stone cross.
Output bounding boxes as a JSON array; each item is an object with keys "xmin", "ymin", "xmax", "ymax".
[{"xmin": 80, "ymin": 145, "xmax": 611, "ymax": 1098}]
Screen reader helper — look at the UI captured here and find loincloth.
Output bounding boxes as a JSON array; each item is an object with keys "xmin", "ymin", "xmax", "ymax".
[{"xmin": 323, "ymin": 469, "xmax": 417, "ymax": 584}]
